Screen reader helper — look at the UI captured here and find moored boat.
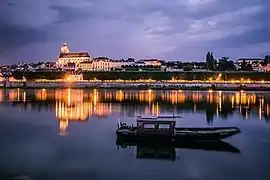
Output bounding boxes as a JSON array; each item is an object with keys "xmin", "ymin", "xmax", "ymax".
[{"xmin": 116, "ymin": 118, "xmax": 241, "ymax": 141}]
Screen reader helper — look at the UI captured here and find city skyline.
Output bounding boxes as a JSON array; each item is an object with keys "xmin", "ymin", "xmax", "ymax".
[{"xmin": 0, "ymin": 0, "xmax": 269, "ymax": 64}]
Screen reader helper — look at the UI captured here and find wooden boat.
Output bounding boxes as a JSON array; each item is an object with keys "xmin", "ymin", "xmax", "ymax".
[{"xmin": 116, "ymin": 119, "xmax": 241, "ymax": 141}]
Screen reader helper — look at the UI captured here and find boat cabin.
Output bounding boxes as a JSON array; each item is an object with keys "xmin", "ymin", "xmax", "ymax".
[{"xmin": 136, "ymin": 120, "xmax": 176, "ymax": 135}]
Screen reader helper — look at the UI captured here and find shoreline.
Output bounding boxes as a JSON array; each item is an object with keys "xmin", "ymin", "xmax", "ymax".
[{"xmin": 1, "ymin": 81, "xmax": 270, "ymax": 91}]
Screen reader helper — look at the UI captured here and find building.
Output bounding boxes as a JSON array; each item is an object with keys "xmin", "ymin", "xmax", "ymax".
[
  {"xmin": 111, "ymin": 59, "xmax": 135, "ymax": 69},
  {"xmin": 91, "ymin": 57, "xmax": 112, "ymax": 71},
  {"xmin": 57, "ymin": 42, "xmax": 91, "ymax": 70},
  {"xmin": 236, "ymin": 58, "xmax": 263, "ymax": 71},
  {"xmin": 78, "ymin": 62, "xmax": 93, "ymax": 71},
  {"xmin": 139, "ymin": 59, "xmax": 161, "ymax": 66},
  {"xmin": 78, "ymin": 58, "xmax": 136, "ymax": 71},
  {"xmin": 134, "ymin": 61, "xmax": 146, "ymax": 66},
  {"xmin": 264, "ymin": 64, "xmax": 270, "ymax": 72},
  {"xmin": 66, "ymin": 74, "xmax": 84, "ymax": 81}
]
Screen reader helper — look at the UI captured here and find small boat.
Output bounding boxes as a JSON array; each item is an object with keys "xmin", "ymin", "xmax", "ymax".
[{"xmin": 116, "ymin": 119, "xmax": 241, "ymax": 141}]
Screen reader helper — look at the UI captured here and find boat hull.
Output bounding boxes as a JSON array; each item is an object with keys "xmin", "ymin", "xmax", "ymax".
[
  {"xmin": 116, "ymin": 137, "xmax": 241, "ymax": 153},
  {"xmin": 116, "ymin": 127, "xmax": 241, "ymax": 141}
]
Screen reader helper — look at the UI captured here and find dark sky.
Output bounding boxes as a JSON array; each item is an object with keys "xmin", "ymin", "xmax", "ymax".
[{"xmin": 0, "ymin": 0, "xmax": 269, "ymax": 64}]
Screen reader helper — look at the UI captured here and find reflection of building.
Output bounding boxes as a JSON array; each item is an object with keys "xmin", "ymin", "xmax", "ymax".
[
  {"xmin": 0, "ymin": 89, "xmax": 3, "ymax": 102},
  {"xmin": 59, "ymin": 118, "xmax": 68, "ymax": 136},
  {"xmin": 54, "ymin": 89, "xmax": 116, "ymax": 135},
  {"xmin": 57, "ymin": 42, "xmax": 91, "ymax": 70},
  {"xmin": 56, "ymin": 101, "xmax": 90, "ymax": 121},
  {"xmin": 3, "ymin": 88, "xmax": 270, "ymax": 124}
]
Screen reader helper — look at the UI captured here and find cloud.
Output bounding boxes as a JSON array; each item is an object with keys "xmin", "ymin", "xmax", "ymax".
[
  {"xmin": 0, "ymin": 23, "xmax": 47, "ymax": 51},
  {"xmin": 0, "ymin": 0, "xmax": 269, "ymax": 63}
]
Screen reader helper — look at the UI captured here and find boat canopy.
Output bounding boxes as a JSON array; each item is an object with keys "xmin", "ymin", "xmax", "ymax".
[{"xmin": 136, "ymin": 120, "xmax": 176, "ymax": 134}]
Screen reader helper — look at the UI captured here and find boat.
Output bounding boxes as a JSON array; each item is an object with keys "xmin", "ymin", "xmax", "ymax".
[{"xmin": 116, "ymin": 118, "xmax": 241, "ymax": 141}]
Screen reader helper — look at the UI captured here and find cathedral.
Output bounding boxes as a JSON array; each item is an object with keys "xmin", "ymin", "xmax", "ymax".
[{"xmin": 56, "ymin": 42, "xmax": 91, "ymax": 69}]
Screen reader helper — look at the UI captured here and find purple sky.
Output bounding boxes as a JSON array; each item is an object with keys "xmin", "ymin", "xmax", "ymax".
[{"xmin": 0, "ymin": 0, "xmax": 269, "ymax": 64}]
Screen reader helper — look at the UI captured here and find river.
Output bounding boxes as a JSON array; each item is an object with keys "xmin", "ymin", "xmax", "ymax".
[{"xmin": 0, "ymin": 89, "xmax": 269, "ymax": 180}]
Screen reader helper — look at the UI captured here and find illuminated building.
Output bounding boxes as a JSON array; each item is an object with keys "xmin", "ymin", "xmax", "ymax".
[
  {"xmin": 77, "ymin": 58, "xmax": 135, "ymax": 71},
  {"xmin": 57, "ymin": 42, "xmax": 91, "ymax": 70},
  {"xmin": 91, "ymin": 57, "xmax": 112, "ymax": 71},
  {"xmin": 8, "ymin": 76, "xmax": 26, "ymax": 82},
  {"xmin": 264, "ymin": 64, "xmax": 270, "ymax": 72},
  {"xmin": 0, "ymin": 76, "xmax": 5, "ymax": 82},
  {"xmin": 139, "ymin": 59, "xmax": 161, "ymax": 66},
  {"xmin": 66, "ymin": 74, "xmax": 84, "ymax": 81},
  {"xmin": 235, "ymin": 58, "xmax": 263, "ymax": 71},
  {"xmin": 78, "ymin": 62, "xmax": 93, "ymax": 71}
]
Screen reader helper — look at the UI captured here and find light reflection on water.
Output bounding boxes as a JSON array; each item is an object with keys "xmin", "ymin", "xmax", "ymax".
[
  {"xmin": 0, "ymin": 88, "xmax": 270, "ymax": 135},
  {"xmin": 0, "ymin": 89, "xmax": 270, "ymax": 179}
]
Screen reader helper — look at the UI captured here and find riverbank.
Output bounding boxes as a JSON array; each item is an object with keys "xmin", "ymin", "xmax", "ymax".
[{"xmin": 1, "ymin": 81, "xmax": 270, "ymax": 91}]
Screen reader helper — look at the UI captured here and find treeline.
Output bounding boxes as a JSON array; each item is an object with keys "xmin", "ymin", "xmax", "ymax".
[
  {"xmin": 83, "ymin": 71, "xmax": 270, "ymax": 81},
  {"xmin": 10, "ymin": 71, "xmax": 270, "ymax": 81},
  {"xmin": 223, "ymin": 72, "xmax": 270, "ymax": 81},
  {"xmin": 83, "ymin": 71, "xmax": 219, "ymax": 81},
  {"xmin": 12, "ymin": 71, "xmax": 67, "ymax": 80}
]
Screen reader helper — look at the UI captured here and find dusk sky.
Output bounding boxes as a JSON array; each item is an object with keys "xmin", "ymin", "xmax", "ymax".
[{"xmin": 0, "ymin": 0, "xmax": 269, "ymax": 64}]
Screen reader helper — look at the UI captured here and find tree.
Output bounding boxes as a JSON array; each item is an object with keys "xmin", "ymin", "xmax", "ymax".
[
  {"xmin": 246, "ymin": 64, "xmax": 253, "ymax": 71},
  {"xmin": 183, "ymin": 65, "xmax": 193, "ymax": 71},
  {"xmin": 206, "ymin": 51, "xmax": 217, "ymax": 71},
  {"xmin": 262, "ymin": 55, "xmax": 270, "ymax": 66},
  {"xmin": 210, "ymin": 52, "xmax": 214, "ymax": 62},
  {"xmin": 217, "ymin": 57, "xmax": 235, "ymax": 71},
  {"xmin": 241, "ymin": 60, "xmax": 248, "ymax": 71},
  {"xmin": 206, "ymin": 52, "xmax": 211, "ymax": 68}
]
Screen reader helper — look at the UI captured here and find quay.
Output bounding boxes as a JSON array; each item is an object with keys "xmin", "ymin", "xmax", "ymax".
[{"xmin": 1, "ymin": 80, "xmax": 270, "ymax": 91}]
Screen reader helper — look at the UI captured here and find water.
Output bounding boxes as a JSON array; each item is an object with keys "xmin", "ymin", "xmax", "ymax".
[{"xmin": 0, "ymin": 89, "xmax": 270, "ymax": 180}]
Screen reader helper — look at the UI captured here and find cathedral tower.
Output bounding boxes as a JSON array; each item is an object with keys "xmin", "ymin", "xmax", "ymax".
[{"xmin": 60, "ymin": 42, "xmax": 69, "ymax": 54}]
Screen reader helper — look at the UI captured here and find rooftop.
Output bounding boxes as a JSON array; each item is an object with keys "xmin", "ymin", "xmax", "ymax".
[
  {"xmin": 59, "ymin": 52, "xmax": 90, "ymax": 58},
  {"xmin": 139, "ymin": 59, "xmax": 159, "ymax": 62},
  {"xmin": 237, "ymin": 58, "xmax": 263, "ymax": 61}
]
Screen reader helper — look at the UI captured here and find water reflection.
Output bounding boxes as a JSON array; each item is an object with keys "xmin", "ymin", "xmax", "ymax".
[
  {"xmin": 116, "ymin": 138, "xmax": 241, "ymax": 161},
  {"xmin": 0, "ymin": 89, "xmax": 270, "ymax": 134}
]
